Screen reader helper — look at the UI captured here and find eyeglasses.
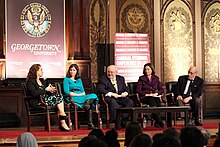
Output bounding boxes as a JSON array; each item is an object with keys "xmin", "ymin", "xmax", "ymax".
[{"xmin": 188, "ymin": 71, "xmax": 195, "ymax": 74}]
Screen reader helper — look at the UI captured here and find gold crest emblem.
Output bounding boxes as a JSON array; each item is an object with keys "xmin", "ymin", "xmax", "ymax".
[{"xmin": 20, "ymin": 3, "xmax": 51, "ymax": 38}]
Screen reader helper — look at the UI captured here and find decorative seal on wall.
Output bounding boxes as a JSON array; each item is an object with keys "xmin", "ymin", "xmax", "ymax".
[
  {"xmin": 121, "ymin": 4, "xmax": 147, "ymax": 32},
  {"xmin": 165, "ymin": 7, "xmax": 190, "ymax": 36},
  {"xmin": 20, "ymin": 3, "xmax": 52, "ymax": 38},
  {"xmin": 206, "ymin": 8, "xmax": 220, "ymax": 37}
]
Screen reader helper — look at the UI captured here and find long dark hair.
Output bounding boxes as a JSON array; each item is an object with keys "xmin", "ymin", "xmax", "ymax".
[
  {"xmin": 66, "ymin": 64, "xmax": 80, "ymax": 79},
  {"xmin": 27, "ymin": 64, "xmax": 41, "ymax": 79},
  {"xmin": 143, "ymin": 63, "xmax": 155, "ymax": 75}
]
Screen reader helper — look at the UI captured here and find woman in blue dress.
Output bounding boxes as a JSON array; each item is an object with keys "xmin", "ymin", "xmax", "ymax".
[{"xmin": 63, "ymin": 64, "xmax": 99, "ymax": 129}]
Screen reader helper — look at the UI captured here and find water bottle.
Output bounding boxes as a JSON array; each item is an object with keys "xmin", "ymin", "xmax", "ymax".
[
  {"xmin": 99, "ymin": 118, "xmax": 102, "ymax": 129},
  {"xmin": 143, "ymin": 117, "xmax": 147, "ymax": 128},
  {"xmin": 69, "ymin": 119, "xmax": 72, "ymax": 131}
]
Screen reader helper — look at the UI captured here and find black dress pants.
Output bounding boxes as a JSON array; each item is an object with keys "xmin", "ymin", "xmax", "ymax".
[
  {"xmin": 105, "ymin": 96, "xmax": 133, "ymax": 122},
  {"xmin": 140, "ymin": 96, "xmax": 162, "ymax": 123}
]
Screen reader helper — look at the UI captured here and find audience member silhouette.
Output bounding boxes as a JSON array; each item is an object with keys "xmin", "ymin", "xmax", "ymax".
[
  {"xmin": 128, "ymin": 133, "xmax": 152, "ymax": 147},
  {"xmin": 78, "ymin": 135, "xmax": 97, "ymax": 147},
  {"xmin": 83, "ymin": 138, "xmax": 108, "ymax": 147},
  {"xmin": 103, "ymin": 128, "xmax": 120, "ymax": 147},
  {"xmin": 163, "ymin": 127, "xmax": 179, "ymax": 139},
  {"xmin": 124, "ymin": 122, "xmax": 143, "ymax": 147},
  {"xmin": 200, "ymin": 128, "xmax": 211, "ymax": 146},
  {"xmin": 88, "ymin": 128, "xmax": 104, "ymax": 139},
  {"xmin": 16, "ymin": 132, "xmax": 38, "ymax": 147},
  {"xmin": 153, "ymin": 135, "xmax": 181, "ymax": 147},
  {"xmin": 180, "ymin": 126, "xmax": 204, "ymax": 147},
  {"xmin": 213, "ymin": 138, "xmax": 220, "ymax": 147},
  {"xmin": 152, "ymin": 133, "xmax": 165, "ymax": 143}
]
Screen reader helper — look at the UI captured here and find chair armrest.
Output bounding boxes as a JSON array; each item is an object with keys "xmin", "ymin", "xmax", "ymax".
[
  {"xmin": 165, "ymin": 92, "xmax": 176, "ymax": 106},
  {"xmin": 129, "ymin": 93, "xmax": 142, "ymax": 107},
  {"xmin": 24, "ymin": 95, "xmax": 51, "ymax": 109},
  {"xmin": 69, "ymin": 96, "xmax": 77, "ymax": 108},
  {"xmin": 39, "ymin": 95, "xmax": 52, "ymax": 109},
  {"xmin": 99, "ymin": 94, "xmax": 109, "ymax": 108}
]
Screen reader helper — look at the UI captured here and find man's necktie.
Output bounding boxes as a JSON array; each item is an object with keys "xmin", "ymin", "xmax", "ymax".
[
  {"xmin": 111, "ymin": 79, "xmax": 118, "ymax": 92},
  {"xmin": 186, "ymin": 80, "xmax": 193, "ymax": 97}
]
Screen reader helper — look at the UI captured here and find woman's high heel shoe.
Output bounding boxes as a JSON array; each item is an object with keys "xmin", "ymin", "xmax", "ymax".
[{"xmin": 59, "ymin": 115, "xmax": 70, "ymax": 132}]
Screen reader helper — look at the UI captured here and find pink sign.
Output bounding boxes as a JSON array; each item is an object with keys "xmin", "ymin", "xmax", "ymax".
[
  {"xmin": 114, "ymin": 33, "xmax": 150, "ymax": 82},
  {"xmin": 6, "ymin": 0, "xmax": 65, "ymax": 78}
]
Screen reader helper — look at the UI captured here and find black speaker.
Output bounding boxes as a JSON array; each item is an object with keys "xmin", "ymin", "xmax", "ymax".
[
  {"xmin": 97, "ymin": 43, "xmax": 114, "ymax": 80},
  {"xmin": 0, "ymin": 113, "xmax": 20, "ymax": 128}
]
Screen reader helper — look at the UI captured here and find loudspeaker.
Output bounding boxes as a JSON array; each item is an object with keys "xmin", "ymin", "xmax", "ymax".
[
  {"xmin": 0, "ymin": 113, "xmax": 20, "ymax": 128},
  {"xmin": 97, "ymin": 43, "xmax": 114, "ymax": 80}
]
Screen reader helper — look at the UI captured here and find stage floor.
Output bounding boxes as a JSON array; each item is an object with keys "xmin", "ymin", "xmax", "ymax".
[{"xmin": 0, "ymin": 118, "xmax": 219, "ymax": 147}]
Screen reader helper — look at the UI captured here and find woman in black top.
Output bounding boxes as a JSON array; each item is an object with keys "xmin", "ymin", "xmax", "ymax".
[{"xmin": 26, "ymin": 64, "xmax": 70, "ymax": 131}]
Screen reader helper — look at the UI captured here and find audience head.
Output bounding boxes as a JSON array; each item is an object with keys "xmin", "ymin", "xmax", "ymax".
[
  {"xmin": 214, "ymin": 138, "xmax": 220, "ymax": 147},
  {"xmin": 78, "ymin": 135, "xmax": 97, "ymax": 147},
  {"xmin": 128, "ymin": 133, "xmax": 152, "ymax": 147},
  {"xmin": 188, "ymin": 66, "xmax": 198, "ymax": 80},
  {"xmin": 88, "ymin": 128, "xmax": 104, "ymax": 139},
  {"xmin": 107, "ymin": 65, "xmax": 117, "ymax": 80},
  {"xmin": 152, "ymin": 133, "xmax": 165, "ymax": 144},
  {"xmin": 163, "ymin": 127, "xmax": 179, "ymax": 139},
  {"xmin": 180, "ymin": 126, "xmax": 204, "ymax": 147},
  {"xmin": 153, "ymin": 135, "xmax": 181, "ymax": 147},
  {"xmin": 125, "ymin": 122, "xmax": 143, "ymax": 147},
  {"xmin": 143, "ymin": 63, "xmax": 155, "ymax": 76},
  {"xmin": 16, "ymin": 132, "xmax": 38, "ymax": 147},
  {"xmin": 103, "ymin": 128, "xmax": 120, "ymax": 147},
  {"xmin": 27, "ymin": 64, "xmax": 42, "ymax": 79},
  {"xmin": 66, "ymin": 64, "xmax": 80, "ymax": 79},
  {"xmin": 200, "ymin": 128, "xmax": 211, "ymax": 146},
  {"xmin": 83, "ymin": 138, "xmax": 108, "ymax": 147}
]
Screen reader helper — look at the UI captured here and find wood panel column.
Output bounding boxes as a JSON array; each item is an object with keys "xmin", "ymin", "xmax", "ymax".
[{"xmin": 0, "ymin": 0, "xmax": 4, "ymax": 58}]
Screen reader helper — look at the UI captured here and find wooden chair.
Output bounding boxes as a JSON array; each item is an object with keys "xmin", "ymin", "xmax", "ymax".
[
  {"xmin": 91, "ymin": 82, "xmax": 110, "ymax": 128},
  {"xmin": 127, "ymin": 82, "xmax": 167, "ymax": 126},
  {"xmin": 165, "ymin": 81, "xmax": 204, "ymax": 125},
  {"xmin": 21, "ymin": 83, "xmax": 57, "ymax": 132},
  {"xmin": 56, "ymin": 82, "xmax": 101, "ymax": 130}
]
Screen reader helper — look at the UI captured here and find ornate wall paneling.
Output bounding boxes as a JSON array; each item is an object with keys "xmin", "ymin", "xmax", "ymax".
[
  {"xmin": 65, "ymin": 0, "xmax": 93, "ymax": 89},
  {"xmin": 65, "ymin": 0, "xmax": 74, "ymax": 60},
  {"xmin": 202, "ymin": 0, "xmax": 220, "ymax": 114},
  {"xmin": 0, "ymin": 0, "xmax": 4, "ymax": 59},
  {"xmin": 161, "ymin": 0, "xmax": 195, "ymax": 82},
  {"xmin": 65, "ymin": 0, "xmax": 91, "ymax": 60},
  {"xmin": 0, "ymin": 0, "xmax": 5, "ymax": 81},
  {"xmin": 116, "ymin": 0, "xmax": 154, "ymax": 63},
  {"xmin": 89, "ymin": 0, "xmax": 108, "ymax": 83}
]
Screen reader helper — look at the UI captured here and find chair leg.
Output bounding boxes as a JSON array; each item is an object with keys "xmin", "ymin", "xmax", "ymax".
[
  {"xmin": 106, "ymin": 109, "xmax": 110, "ymax": 128},
  {"xmin": 97, "ymin": 111, "xmax": 101, "ymax": 129},
  {"xmin": 47, "ymin": 113, "xmax": 51, "ymax": 132},
  {"xmin": 27, "ymin": 116, "xmax": 31, "ymax": 132},
  {"xmin": 74, "ymin": 111, "xmax": 78, "ymax": 130},
  {"xmin": 67, "ymin": 111, "xmax": 72, "ymax": 130},
  {"xmin": 173, "ymin": 112, "xmax": 177, "ymax": 126}
]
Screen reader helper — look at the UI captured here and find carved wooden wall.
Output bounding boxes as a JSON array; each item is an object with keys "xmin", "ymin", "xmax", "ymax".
[
  {"xmin": 116, "ymin": 0, "xmax": 154, "ymax": 63},
  {"xmin": 161, "ymin": 0, "xmax": 195, "ymax": 82},
  {"xmin": 201, "ymin": 0, "xmax": 220, "ymax": 114}
]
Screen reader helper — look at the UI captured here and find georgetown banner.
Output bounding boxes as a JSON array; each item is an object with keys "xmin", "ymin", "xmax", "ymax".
[{"xmin": 6, "ymin": 0, "xmax": 65, "ymax": 78}]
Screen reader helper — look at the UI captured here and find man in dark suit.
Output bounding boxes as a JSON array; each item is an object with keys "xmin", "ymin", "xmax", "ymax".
[
  {"xmin": 97, "ymin": 65, "xmax": 133, "ymax": 129},
  {"xmin": 175, "ymin": 66, "xmax": 204, "ymax": 126}
]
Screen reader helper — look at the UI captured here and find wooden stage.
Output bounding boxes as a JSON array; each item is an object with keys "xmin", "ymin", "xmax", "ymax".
[{"xmin": 0, "ymin": 118, "xmax": 219, "ymax": 147}]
